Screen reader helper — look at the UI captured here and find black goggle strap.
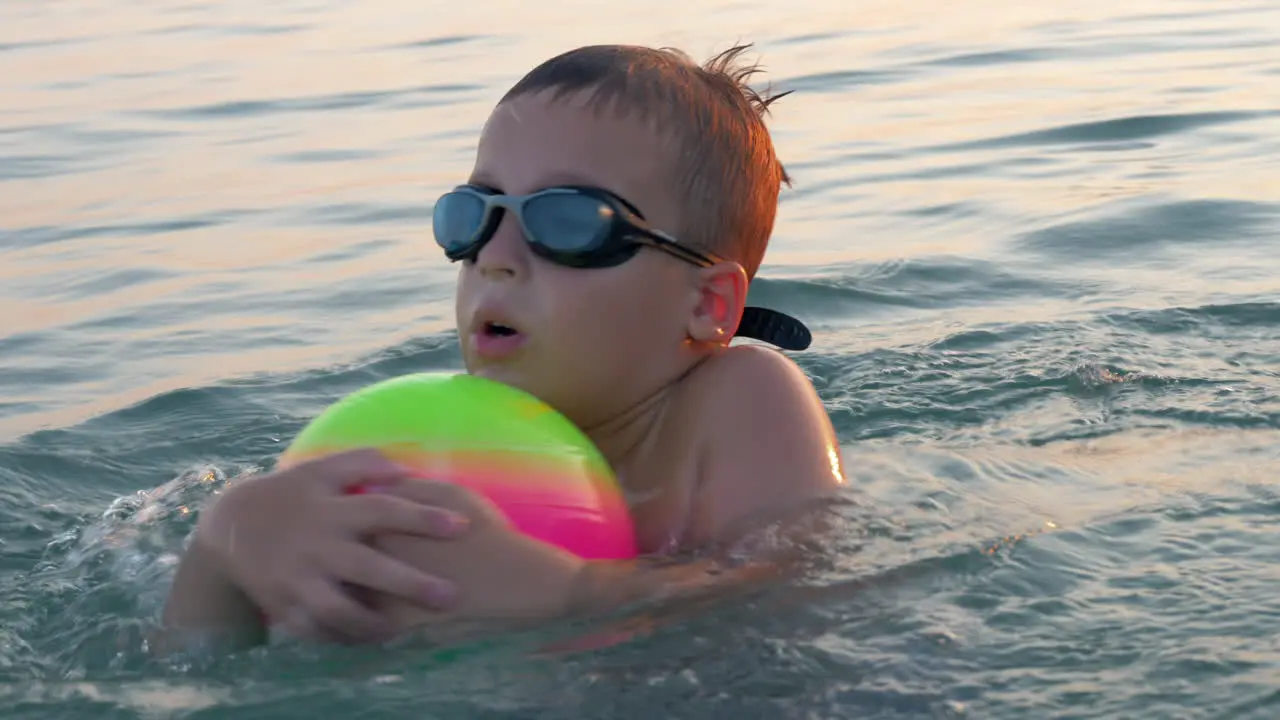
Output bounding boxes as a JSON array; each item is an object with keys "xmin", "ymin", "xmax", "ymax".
[{"xmin": 737, "ymin": 306, "xmax": 812, "ymax": 351}]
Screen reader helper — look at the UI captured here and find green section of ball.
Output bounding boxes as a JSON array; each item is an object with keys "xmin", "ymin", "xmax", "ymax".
[{"xmin": 280, "ymin": 372, "xmax": 608, "ymax": 470}]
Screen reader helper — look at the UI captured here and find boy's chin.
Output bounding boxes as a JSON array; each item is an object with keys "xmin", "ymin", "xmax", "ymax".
[{"xmin": 469, "ymin": 365, "xmax": 534, "ymax": 394}]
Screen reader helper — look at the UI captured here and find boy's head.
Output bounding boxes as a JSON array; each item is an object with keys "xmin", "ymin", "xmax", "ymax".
[
  {"xmin": 499, "ymin": 44, "xmax": 790, "ymax": 281},
  {"xmin": 437, "ymin": 44, "xmax": 810, "ymax": 428}
]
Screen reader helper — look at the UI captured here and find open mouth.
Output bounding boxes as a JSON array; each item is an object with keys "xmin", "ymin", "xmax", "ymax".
[
  {"xmin": 473, "ymin": 319, "xmax": 527, "ymax": 359},
  {"xmin": 483, "ymin": 321, "xmax": 519, "ymax": 337}
]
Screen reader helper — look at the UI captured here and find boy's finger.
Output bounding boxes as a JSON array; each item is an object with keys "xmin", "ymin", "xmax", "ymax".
[
  {"xmin": 367, "ymin": 477, "xmax": 489, "ymax": 515},
  {"xmin": 294, "ymin": 448, "xmax": 413, "ymax": 489},
  {"xmin": 337, "ymin": 493, "xmax": 470, "ymax": 538},
  {"xmin": 327, "ymin": 543, "xmax": 458, "ymax": 611},
  {"xmin": 293, "ymin": 579, "xmax": 391, "ymax": 643}
]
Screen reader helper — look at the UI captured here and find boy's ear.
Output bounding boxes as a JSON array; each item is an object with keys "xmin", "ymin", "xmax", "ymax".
[{"xmin": 687, "ymin": 261, "xmax": 749, "ymax": 346}]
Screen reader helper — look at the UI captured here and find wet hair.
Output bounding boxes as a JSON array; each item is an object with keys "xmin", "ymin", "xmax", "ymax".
[{"xmin": 499, "ymin": 44, "xmax": 791, "ymax": 280}]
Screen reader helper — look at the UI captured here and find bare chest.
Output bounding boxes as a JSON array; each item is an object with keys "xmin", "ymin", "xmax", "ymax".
[{"xmin": 615, "ymin": 435, "xmax": 702, "ymax": 556}]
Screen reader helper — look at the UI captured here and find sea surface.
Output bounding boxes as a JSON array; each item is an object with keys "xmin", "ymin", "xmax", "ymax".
[{"xmin": 2, "ymin": 0, "xmax": 1279, "ymax": 717}]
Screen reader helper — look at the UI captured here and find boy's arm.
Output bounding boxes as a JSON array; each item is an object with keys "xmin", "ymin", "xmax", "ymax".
[
  {"xmin": 153, "ymin": 450, "xmax": 471, "ymax": 656},
  {"xmin": 152, "ymin": 538, "xmax": 268, "ymax": 656},
  {"xmin": 568, "ymin": 346, "xmax": 845, "ymax": 616}
]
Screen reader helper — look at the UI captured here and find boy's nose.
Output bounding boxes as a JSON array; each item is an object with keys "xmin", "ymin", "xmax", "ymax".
[{"xmin": 474, "ymin": 212, "xmax": 528, "ymax": 279}]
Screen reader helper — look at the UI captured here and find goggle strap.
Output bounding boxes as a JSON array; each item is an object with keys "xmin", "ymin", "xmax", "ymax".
[{"xmin": 738, "ymin": 307, "xmax": 812, "ymax": 351}]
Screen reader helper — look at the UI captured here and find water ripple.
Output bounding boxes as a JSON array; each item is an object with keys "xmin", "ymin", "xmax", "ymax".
[
  {"xmin": 941, "ymin": 111, "xmax": 1277, "ymax": 151},
  {"xmin": 380, "ymin": 34, "xmax": 490, "ymax": 51},
  {"xmin": 286, "ymin": 201, "xmax": 431, "ymax": 227},
  {"xmin": 920, "ymin": 47, "xmax": 1060, "ymax": 68},
  {"xmin": 1016, "ymin": 198, "xmax": 1279, "ymax": 259},
  {"xmin": 141, "ymin": 83, "xmax": 484, "ymax": 120},
  {"xmin": 1, "ymin": 211, "xmax": 251, "ymax": 251},
  {"xmin": 778, "ymin": 69, "xmax": 905, "ymax": 95},
  {"xmin": 144, "ymin": 22, "xmax": 311, "ymax": 37}
]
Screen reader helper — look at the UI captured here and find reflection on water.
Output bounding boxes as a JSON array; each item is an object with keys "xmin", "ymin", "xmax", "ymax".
[{"xmin": 2, "ymin": 0, "xmax": 1279, "ymax": 717}]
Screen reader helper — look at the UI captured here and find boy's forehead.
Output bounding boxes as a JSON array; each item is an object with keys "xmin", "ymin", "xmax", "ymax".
[{"xmin": 472, "ymin": 89, "xmax": 681, "ymax": 213}]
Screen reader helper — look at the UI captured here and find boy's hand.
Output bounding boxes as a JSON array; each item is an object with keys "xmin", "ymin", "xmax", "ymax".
[
  {"xmin": 195, "ymin": 448, "xmax": 470, "ymax": 643},
  {"xmin": 368, "ymin": 481, "xmax": 588, "ymax": 626}
]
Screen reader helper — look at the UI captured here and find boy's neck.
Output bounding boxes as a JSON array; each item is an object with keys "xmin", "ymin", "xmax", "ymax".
[
  {"xmin": 582, "ymin": 384, "xmax": 674, "ymax": 476},
  {"xmin": 582, "ymin": 355, "xmax": 711, "ymax": 477}
]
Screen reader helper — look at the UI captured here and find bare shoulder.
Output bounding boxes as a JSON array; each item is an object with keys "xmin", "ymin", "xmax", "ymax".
[
  {"xmin": 683, "ymin": 345, "xmax": 833, "ymax": 433},
  {"xmin": 677, "ymin": 345, "xmax": 846, "ymax": 544},
  {"xmin": 692, "ymin": 344, "xmax": 821, "ymax": 399}
]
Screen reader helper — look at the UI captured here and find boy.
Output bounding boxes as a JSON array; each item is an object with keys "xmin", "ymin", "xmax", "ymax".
[{"xmin": 159, "ymin": 43, "xmax": 844, "ymax": 652}]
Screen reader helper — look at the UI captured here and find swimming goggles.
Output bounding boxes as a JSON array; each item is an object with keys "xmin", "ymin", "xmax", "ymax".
[{"xmin": 432, "ymin": 184, "xmax": 811, "ymax": 350}]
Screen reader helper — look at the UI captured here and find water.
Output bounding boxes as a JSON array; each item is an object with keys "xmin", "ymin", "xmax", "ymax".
[{"xmin": 2, "ymin": 0, "xmax": 1279, "ymax": 717}]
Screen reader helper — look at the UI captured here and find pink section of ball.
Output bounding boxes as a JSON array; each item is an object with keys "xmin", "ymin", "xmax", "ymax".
[
  {"xmin": 447, "ymin": 470, "xmax": 636, "ymax": 560},
  {"xmin": 493, "ymin": 496, "xmax": 636, "ymax": 560}
]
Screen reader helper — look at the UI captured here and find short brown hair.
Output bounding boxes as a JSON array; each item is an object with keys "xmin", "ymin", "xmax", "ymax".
[{"xmin": 500, "ymin": 44, "xmax": 791, "ymax": 280}]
